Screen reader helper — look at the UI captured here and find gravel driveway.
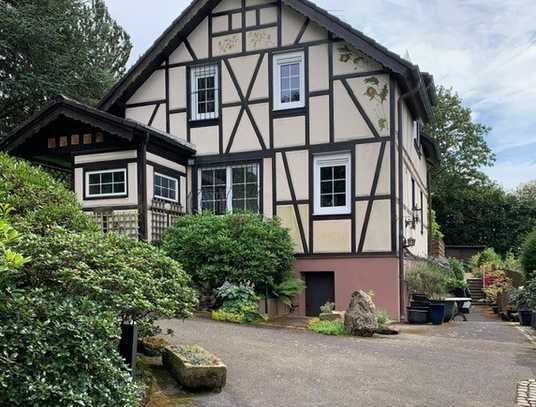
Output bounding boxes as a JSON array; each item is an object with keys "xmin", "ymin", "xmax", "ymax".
[{"xmin": 158, "ymin": 307, "xmax": 536, "ymax": 407}]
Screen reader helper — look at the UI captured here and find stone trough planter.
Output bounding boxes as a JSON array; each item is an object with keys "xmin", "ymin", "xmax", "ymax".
[{"xmin": 162, "ymin": 345, "xmax": 226, "ymax": 392}]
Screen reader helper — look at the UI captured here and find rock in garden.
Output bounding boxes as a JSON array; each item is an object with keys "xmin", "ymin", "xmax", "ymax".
[{"xmin": 344, "ymin": 290, "xmax": 378, "ymax": 337}]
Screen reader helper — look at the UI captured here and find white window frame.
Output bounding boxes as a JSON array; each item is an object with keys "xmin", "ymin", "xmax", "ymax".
[
  {"xmin": 197, "ymin": 164, "xmax": 260, "ymax": 214},
  {"xmin": 273, "ymin": 51, "xmax": 305, "ymax": 111},
  {"xmin": 154, "ymin": 172, "xmax": 179, "ymax": 203},
  {"xmin": 413, "ymin": 120, "xmax": 421, "ymax": 143},
  {"xmin": 85, "ymin": 168, "xmax": 127, "ymax": 198},
  {"xmin": 190, "ymin": 64, "xmax": 219, "ymax": 121},
  {"xmin": 313, "ymin": 153, "xmax": 351, "ymax": 216}
]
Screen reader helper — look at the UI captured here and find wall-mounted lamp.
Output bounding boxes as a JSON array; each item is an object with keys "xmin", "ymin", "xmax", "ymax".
[{"xmin": 403, "ymin": 237, "xmax": 416, "ymax": 248}]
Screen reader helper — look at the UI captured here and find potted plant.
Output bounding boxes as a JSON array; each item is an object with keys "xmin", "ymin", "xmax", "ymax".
[
  {"xmin": 512, "ymin": 287, "xmax": 532, "ymax": 326},
  {"xmin": 405, "ymin": 262, "xmax": 448, "ymax": 325}
]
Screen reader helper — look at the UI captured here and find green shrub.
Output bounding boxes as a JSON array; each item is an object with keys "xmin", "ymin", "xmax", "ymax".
[
  {"xmin": 212, "ymin": 309, "xmax": 246, "ymax": 323},
  {"xmin": 162, "ymin": 212, "xmax": 295, "ymax": 298},
  {"xmin": 447, "ymin": 257, "xmax": 465, "ymax": 280},
  {"xmin": 271, "ymin": 273, "xmax": 305, "ymax": 306},
  {"xmin": 0, "ymin": 154, "xmax": 97, "ymax": 234},
  {"xmin": 320, "ymin": 301, "xmax": 335, "ymax": 314},
  {"xmin": 0, "ymin": 155, "xmax": 198, "ymax": 405},
  {"xmin": 521, "ymin": 229, "xmax": 536, "ymax": 278},
  {"xmin": 0, "ymin": 290, "xmax": 141, "ymax": 406},
  {"xmin": 431, "ymin": 209, "xmax": 444, "ymax": 241},
  {"xmin": 213, "ymin": 282, "xmax": 266, "ymax": 323},
  {"xmin": 12, "ymin": 228, "xmax": 198, "ymax": 335},
  {"xmin": 375, "ymin": 309, "xmax": 391, "ymax": 328},
  {"xmin": 470, "ymin": 248, "xmax": 503, "ymax": 271},
  {"xmin": 405, "ymin": 262, "xmax": 448, "ymax": 299},
  {"xmin": 308, "ymin": 319, "xmax": 346, "ymax": 336}
]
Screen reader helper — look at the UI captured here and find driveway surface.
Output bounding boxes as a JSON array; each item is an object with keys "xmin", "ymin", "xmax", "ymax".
[{"xmin": 158, "ymin": 307, "xmax": 536, "ymax": 407}]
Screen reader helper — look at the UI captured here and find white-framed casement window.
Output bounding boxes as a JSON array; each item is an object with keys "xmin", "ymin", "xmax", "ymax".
[
  {"xmin": 154, "ymin": 172, "xmax": 178, "ymax": 202},
  {"xmin": 413, "ymin": 120, "xmax": 421, "ymax": 143},
  {"xmin": 190, "ymin": 64, "xmax": 219, "ymax": 121},
  {"xmin": 86, "ymin": 168, "xmax": 127, "ymax": 198},
  {"xmin": 313, "ymin": 153, "xmax": 351, "ymax": 216},
  {"xmin": 198, "ymin": 164, "xmax": 259, "ymax": 214},
  {"xmin": 273, "ymin": 51, "xmax": 305, "ymax": 110}
]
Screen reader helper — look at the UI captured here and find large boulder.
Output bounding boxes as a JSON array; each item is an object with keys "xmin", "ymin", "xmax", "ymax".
[{"xmin": 344, "ymin": 290, "xmax": 378, "ymax": 337}]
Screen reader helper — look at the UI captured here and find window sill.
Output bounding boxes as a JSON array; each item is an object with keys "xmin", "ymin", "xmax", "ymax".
[
  {"xmin": 84, "ymin": 194, "xmax": 128, "ymax": 201},
  {"xmin": 189, "ymin": 118, "xmax": 219, "ymax": 128},
  {"xmin": 312, "ymin": 212, "xmax": 352, "ymax": 220},
  {"xmin": 272, "ymin": 107, "xmax": 306, "ymax": 118}
]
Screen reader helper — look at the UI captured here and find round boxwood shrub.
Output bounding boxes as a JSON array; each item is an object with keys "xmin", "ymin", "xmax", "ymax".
[
  {"xmin": 162, "ymin": 212, "xmax": 295, "ymax": 303},
  {"xmin": 521, "ymin": 229, "xmax": 536, "ymax": 279}
]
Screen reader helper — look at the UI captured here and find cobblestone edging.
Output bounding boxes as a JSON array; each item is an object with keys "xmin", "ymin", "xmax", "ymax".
[{"xmin": 517, "ymin": 379, "xmax": 536, "ymax": 406}]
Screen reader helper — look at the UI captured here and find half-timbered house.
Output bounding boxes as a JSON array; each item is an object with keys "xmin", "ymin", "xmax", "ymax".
[{"xmin": 1, "ymin": 0, "xmax": 439, "ymax": 320}]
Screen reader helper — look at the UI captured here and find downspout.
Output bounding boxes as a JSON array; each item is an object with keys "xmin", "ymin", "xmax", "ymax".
[
  {"xmin": 397, "ymin": 75, "xmax": 424, "ymax": 320},
  {"xmin": 137, "ymin": 133, "xmax": 150, "ymax": 241}
]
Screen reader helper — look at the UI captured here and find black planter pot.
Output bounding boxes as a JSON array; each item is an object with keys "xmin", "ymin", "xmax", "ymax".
[
  {"xmin": 520, "ymin": 310, "xmax": 533, "ymax": 327},
  {"xmin": 491, "ymin": 304, "xmax": 499, "ymax": 314},
  {"xmin": 429, "ymin": 303, "xmax": 445, "ymax": 325},
  {"xmin": 407, "ymin": 307, "xmax": 428, "ymax": 324},
  {"xmin": 531, "ymin": 312, "xmax": 536, "ymax": 329},
  {"xmin": 443, "ymin": 301, "xmax": 455, "ymax": 323}
]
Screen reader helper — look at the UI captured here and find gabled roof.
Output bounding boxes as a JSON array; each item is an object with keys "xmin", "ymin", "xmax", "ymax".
[
  {"xmin": 0, "ymin": 96, "xmax": 195, "ymax": 154},
  {"xmin": 98, "ymin": 0, "xmax": 435, "ymax": 121}
]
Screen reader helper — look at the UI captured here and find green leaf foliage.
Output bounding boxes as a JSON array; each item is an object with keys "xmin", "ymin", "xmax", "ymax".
[
  {"xmin": 0, "ymin": 154, "xmax": 197, "ymax": 405},
  {"xmin": 521, "ymin": 229, "xmax": 536, "ymax": 279},
  {"xmin": 13, "ymin": 228, "xmax": 198, "ymax": 334},
  {"xmin": 0, "ymin": 289, "xmax": 141, "ymax": 407},
  {"xmin": 213, "ymin": 282, "xmax": 266, "ymax": 323},
  {"xmin": 162, "ymin": 212, "xmax": 295, "ymax": 298},
  {"xmin": 425, "ymin": 87, "xmax": 536, "ymax": 254},
  {"xmin": 0, "ymin": 0, "xmax": 132, "ymax": 137},
  {"xmin": 0, "ymin": 153, "xmax": 97, "ymax": 234},
  {"xmin": 405, "ymin": 262, "xmax": 449, "ymax": 299},
  {"xmin": 308, "ymin": 319, "xmax": 346, "ymax": 336}
]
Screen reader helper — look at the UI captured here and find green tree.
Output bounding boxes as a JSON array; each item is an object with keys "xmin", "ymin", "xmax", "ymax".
[
  {"xmin": 425, "ymin": 86, "xmax": 495, "ymax": 197},
  {"xmin": 521, "ymin": 229, "xmax": 536, "ymax": 278},
  {"xmin": 424, "ymin": 87, "xmax": 536, "ymax": 253},
  {"xmin": 0, "ymin": 0, "xmax": 131, "ymax": 137}
]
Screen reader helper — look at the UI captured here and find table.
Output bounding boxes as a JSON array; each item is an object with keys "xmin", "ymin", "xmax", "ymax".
[{"xmin": 444, "ymin": 297, "xmax": 472, "ymax": 321}]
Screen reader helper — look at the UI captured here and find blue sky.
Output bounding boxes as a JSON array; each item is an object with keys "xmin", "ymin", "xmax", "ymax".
[{"xmin": 106, "ymin": 0, "xmax": 536, "ymax": 190}]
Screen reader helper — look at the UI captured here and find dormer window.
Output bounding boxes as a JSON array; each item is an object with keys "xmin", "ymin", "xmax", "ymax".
[
  {"xmin": 190, "ymin": 64, "xmax": 219, "ymax": 121},
  {"xmin": 273, "ymin": 51, "xmax": 305, "ymax": 111}
]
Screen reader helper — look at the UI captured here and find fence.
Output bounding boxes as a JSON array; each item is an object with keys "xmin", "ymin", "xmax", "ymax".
[
  {"xmin": 89, "ymin": 209, "xmax": 140, "ymax": 239},
  {"xmin": 150, "ymin": 199, "xmax": 184, "ymax": 243}
]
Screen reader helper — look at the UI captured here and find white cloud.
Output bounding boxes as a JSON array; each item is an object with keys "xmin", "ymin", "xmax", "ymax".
[{"xmin": 106, "ymin": 0, "xmax": 536, "ymax": 187}]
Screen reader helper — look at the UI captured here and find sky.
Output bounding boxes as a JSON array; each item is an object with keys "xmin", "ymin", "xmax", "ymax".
[{"xmin": 106, "ymin": 0, "xmax": 536, "ymax": 190}]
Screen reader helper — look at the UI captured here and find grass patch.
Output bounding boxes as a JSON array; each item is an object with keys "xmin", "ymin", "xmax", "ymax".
[{"xmin": 307, "ymin": 319, "xmax": 347, "ymax": 336}]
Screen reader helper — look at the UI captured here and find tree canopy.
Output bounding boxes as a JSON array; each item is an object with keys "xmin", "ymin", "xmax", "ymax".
[
  {"xmin": 426, "ymin": 86, "xmax": 536, "ymax": 254},
  {"xmin": 0, "ymin": 0, "xmax": 132, "ymax": 137}
]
